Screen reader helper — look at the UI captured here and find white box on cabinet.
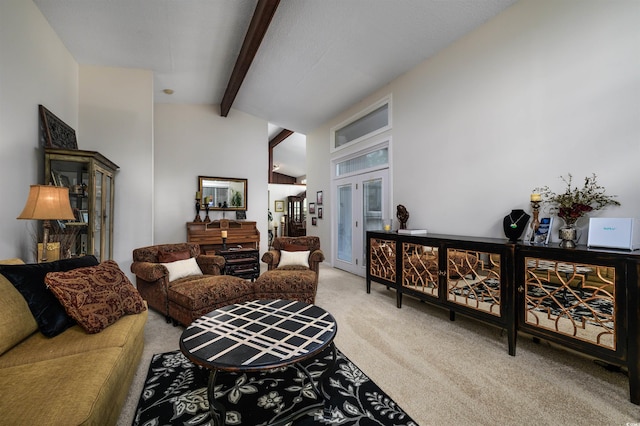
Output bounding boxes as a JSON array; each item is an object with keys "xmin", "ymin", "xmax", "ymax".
[{"xmin": 587, "ymin": 218, "xmax": 640, "ymax": 251}]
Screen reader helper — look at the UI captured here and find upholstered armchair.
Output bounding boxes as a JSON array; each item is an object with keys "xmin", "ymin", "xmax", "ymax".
[
  {"xmin": 256, "ymin": 236, "xmax": 325, "ymax": 303},
  {"xmin": 130, "ymin": 243, "xmax": 225, "ymax": 322}
]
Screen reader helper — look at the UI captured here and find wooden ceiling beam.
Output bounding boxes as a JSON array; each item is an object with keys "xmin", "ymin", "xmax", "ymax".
[
  {"xmin": 220, "ymin": 0, "xmax": 280, "ymax": 117},
  {"xmin": 269, "ymin": 129, "xmax": 294, "ymax": 149},
  {"xmin": 269, "ymin": 129, "xmax": 293, "ymax": 183}
]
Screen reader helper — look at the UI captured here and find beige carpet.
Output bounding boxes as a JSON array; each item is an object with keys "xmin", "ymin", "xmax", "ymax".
[{"xmin": 117, "ymin": 264, "xmax": 638, "ymax": 425}]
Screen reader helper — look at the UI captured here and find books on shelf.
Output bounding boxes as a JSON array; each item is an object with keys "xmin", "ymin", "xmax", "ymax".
[{"xmin": 397, "ymin": 229, "xmax": 428, "ymax": 235}]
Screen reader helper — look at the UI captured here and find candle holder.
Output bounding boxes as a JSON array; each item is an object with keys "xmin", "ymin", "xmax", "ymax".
[
  {"xmin": 530, "ymin": 200, "xmax": 541, "ymax": 234},
  {"xmin": 204, "ymin": 203, "xmax": 211, "ymax": 223},
  {"xmin": 194, "ymin": 199, "xmax": 202, "ymax": 222},
  {"xmin": 222, "ymin": 237, "xmax": 227, "ymax": 250},
  {"xmin": 274, "ymin": 224, "xmax": 278, "ymax": 239}
]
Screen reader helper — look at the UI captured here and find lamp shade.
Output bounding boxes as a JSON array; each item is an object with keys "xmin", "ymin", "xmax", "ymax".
[{"xmin": 17, "ymin": 185, "xmax": 75, "ymax": 220}]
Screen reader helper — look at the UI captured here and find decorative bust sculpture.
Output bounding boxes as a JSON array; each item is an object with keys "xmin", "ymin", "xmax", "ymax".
[{"xmin": 396, "ymin": 204, "xmax": 410, "ymax": 229}]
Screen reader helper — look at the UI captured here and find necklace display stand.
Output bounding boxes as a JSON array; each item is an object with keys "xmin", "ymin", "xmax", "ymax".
[{"xmin": 503, "ymin": 209, "xmax": 530, "ymax": 241}]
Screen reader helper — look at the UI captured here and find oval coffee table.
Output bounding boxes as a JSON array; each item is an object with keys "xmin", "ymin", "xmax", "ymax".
[{"xmin": 179, "ymin": 299, "xmax": 338, "ymax": 426}]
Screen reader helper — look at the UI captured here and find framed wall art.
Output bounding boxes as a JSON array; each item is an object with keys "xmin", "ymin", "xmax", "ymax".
[
  {"xmin": 312, "ymin": 217, "xmax": 317, "ymax": 226},
  {"xmin": 318, "ymin": 207, "xmax": 323, "ymax": 219},
  {"xmin": 309, "ymin": 203, "xmax": 316, "ymax": 214},
  {"xmin": 39, "ymin": 105, "xmax": 78, "ymax": 149},
  {"xmin": 275, "ymin": 200, "xmax": 285, "ymax": 212},
  {"xmin": 316, "ymin": 191, "xmax": 323, "ymax": 205}
]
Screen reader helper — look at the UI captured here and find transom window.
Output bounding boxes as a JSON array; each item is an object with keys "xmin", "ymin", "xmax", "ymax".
[{"xmin": 332, "ymin": 98, "xmax": 390, "ymax": 151}]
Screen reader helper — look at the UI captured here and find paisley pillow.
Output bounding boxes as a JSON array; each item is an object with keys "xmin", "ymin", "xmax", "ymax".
[{"xmin": 44, "ymin": 260, "xmax": 146, "ymax": 334}]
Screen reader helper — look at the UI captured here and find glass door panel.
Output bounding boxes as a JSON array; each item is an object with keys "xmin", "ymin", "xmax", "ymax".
[
  {"xmin": 337, "ymin": 184, "xmax": 352, "ymax": 263},
  {"xmin": 334, "ymin": 169, "xmax": 388, "ymax": 276},
  {"xmin": 94, "ymin": 170, "xmax": 103, "ymax": 259},
  {"xmin": 104, "ymin": 174, "xmax": 112, "ymax": 259},
  {"xmin": 362, "ymin": 177, "xmax": 382, "ymax": 269}
]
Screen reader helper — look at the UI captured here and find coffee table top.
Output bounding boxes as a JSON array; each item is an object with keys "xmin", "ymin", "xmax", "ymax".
[{"xmin": 180, "ymin": 299, "xmax": 337, "ymax": 372}]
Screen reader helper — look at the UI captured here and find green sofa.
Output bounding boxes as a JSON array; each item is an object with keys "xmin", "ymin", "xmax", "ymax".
[{"xmin": 0, "ymin": 257, "xmax": 147, "ymax": 425}]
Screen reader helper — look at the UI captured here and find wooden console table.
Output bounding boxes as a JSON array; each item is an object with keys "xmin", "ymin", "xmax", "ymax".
[
  {"xmin": 187, "ymin": 219, "xmax": 259, "ymax": 253},
  {"xmin": 367, "ymin": 230, "xmax": 640, "ymax": 404}
]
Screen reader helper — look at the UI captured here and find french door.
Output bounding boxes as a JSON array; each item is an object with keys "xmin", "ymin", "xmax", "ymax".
[{"xmin": 334, "ymin": 169, "xmax": 389, "ymax": 276}]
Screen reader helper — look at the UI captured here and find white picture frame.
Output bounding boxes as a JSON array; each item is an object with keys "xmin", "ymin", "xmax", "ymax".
[{"xmin": 525, "ymin": 217, "xmax": 554, "ymax": 245}]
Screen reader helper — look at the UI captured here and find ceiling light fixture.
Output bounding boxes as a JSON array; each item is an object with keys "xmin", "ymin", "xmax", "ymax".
[
  {"xmin": 272, "ymin": 164, "xmax": 280, "ymax": 171},
  {"xmin": 163, "ymin": 89, "xmax": 174, "ymax": 95}
]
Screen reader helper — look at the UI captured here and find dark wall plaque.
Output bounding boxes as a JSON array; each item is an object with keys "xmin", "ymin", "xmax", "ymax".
[{"xmin": 39, "ymin": 105, "xmax": 78, "ymax": 149}]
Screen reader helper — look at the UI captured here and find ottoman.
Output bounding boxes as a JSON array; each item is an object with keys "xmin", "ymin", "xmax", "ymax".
[
  {"xmin": 254, "ymin": 269, "xmax": 317, "ymax": 304},
  {"xmin": 168, "ymin": 275, "xmax": 255, "ymax": 326}
]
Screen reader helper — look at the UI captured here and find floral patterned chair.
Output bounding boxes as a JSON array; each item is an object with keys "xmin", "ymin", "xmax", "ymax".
[
  {"xmin": 256, "ymin": 236, "xmax": 325, "ymax": 303},
  {"xmin": 131, "ymin": 243, "xmax": 254, "ymax": 325}
]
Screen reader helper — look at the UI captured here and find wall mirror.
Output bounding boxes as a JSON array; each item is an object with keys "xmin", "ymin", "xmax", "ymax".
[{"xmin": 198, "ymin": 176, "xmax": 247, "ymax": 211}]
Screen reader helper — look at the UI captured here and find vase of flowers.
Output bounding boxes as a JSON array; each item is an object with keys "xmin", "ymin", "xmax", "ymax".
[{"xmin": 538, "ymin": 173, "xmax": 620, "ymax": 248}]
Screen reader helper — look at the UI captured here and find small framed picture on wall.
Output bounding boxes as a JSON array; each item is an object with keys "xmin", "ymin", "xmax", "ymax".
[
  {"xmin": 316, "ymin": 191, "xmax": 323, "ymax": 205},
  {"xmin": 275, "ymin": 200, "xmax": 285, "ymax": 212},
  {"xmin": 309, "ymin": 203, "xmax": 316, "ymax": 214},
  {"xmin": 312, "ymin": 217, "xmax": 317, "ymax": 226},
  {"xmin": 318, "ymin": 207, "xmax": 323, "ymax": 219}
]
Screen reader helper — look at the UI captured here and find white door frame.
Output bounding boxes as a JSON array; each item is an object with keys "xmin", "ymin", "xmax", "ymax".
[{"xmin": 330, "ymin": 140, "xmax": 391, "ymax": 276}]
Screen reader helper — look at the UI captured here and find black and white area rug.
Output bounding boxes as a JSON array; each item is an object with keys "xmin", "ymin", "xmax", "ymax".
[{"xmin": 133, "ymin": 348, "xmax": 418, "ymax": 426}]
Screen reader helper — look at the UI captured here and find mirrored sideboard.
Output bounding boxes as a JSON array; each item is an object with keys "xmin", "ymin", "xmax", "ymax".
[{"xmin": 367, "ymin": 231, "xmax": 640, "ymax": 404}]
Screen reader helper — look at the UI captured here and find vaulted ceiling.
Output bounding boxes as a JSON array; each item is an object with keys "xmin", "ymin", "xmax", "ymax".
[{"xmin": 33, "ymin": 0, "xmax": 518, "ymax": 177}]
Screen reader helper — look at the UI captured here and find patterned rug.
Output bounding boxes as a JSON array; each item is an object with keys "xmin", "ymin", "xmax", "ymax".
[{"xmin": 132, "ymin": 347, "xmax": 418, "ymax": 426}]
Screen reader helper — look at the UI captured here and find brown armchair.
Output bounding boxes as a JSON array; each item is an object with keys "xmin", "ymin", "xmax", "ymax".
[
  {"xmin": 256, "ymin": 236, "xmax": 325, "ymax": 303},
  {"xmin": 131, "ymin": 243, "xmax": 232, "ymax": 323}
]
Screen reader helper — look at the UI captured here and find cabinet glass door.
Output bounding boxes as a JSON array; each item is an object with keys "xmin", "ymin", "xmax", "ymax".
[
  {"xmin": 104, "ymin": 174, "xmax": 112, "ymax": 259},
  {"xmin": 94, "ymin": 169, "xmax": 103, "ymax": 260},
  {"xmin": 447, "ymin": 249, "xmax": 502, "ymax": 316},
  {"xmin": 402, "ymin": 242, "xmax": 439, "ymax": 298},
  {"xmin": 523, "ymin": 257, "xmax": 616, "ymax": 350}
]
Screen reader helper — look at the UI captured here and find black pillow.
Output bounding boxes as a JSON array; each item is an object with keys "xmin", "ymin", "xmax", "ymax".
[{"xmin": 0, "ymin": 255, "xmax": 99, "ymax": 337}]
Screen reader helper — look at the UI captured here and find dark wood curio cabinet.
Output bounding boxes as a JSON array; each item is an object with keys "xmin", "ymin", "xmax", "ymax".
[
  {"xmin": 44, "ymin": 148, "xmax": 118, "ymax": 261},
  {"xmin": 367, "ymin": 231, "xmax": 640, "ymax": 404}
]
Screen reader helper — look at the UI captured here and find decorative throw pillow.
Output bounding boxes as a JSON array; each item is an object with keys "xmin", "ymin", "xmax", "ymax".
[
  {"xmin": 282, "ymin": 243, "xmax": 309, "ymax": 252},
  {"xmin": 157, "ymin": 249, "xmax": 191, "ymax": 263},
  {"xmin": 44, "ymin": 260, "xmax": 146, "ymax": 334},
  {"xmin": 0, "ymin": 258, "xmax": 38, "ymax": 356},
  {"xmin": 278, "ymin": 250, "xmax": 310, "ymax": 268},
  {"xmin": 161, "ymin": 257, "xmax": 203, "ymax": 281},
  {"xmin": 0, "ymin": 255, "xmax": 99, "ymax": 337}
]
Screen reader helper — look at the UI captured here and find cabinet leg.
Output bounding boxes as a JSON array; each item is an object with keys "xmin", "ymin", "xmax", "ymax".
[
  {"xmin": 449, "ymin": 310, "xmax": 455, "ymax": 321},
  {"xmin": 366, "ymin": 279, "xmax": 371, "ymax": 293},
  {"xmin": 396, "ymin": 291, "xmax": 402, "ymax": 308},
  {"xmin": 507, "ymin": 328, "xmax": 516, "ymax": 356},
  {"xmin": 627, "ymin": 362, "xmax": 639, "ymax": 405}
]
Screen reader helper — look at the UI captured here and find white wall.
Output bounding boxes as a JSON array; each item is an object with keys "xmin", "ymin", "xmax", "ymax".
[
  {"xmin": 78, "ymin": 65, "xmax": 154, "ymax": 272},
  {"xmin": 154, "ymin": 104, "xmax": 270, "ymax": 253},
  {"xmin": 308, "ymin": 0, "xmax": 640, "ymax": 263},
  {"xmin": 0, "ymin": 0, "xmax": 78, "ymax": 260}
]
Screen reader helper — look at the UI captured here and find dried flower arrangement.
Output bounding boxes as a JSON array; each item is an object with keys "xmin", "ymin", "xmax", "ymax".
[{"xmin": 537, "ymin": 173, "xmax": 620, "ymax": 226}]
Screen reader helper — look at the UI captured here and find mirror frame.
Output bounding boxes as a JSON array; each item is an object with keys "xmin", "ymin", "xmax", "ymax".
[{"xmin": 198, "ymin": 176, "xmax": 248, "ymax": 211}]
